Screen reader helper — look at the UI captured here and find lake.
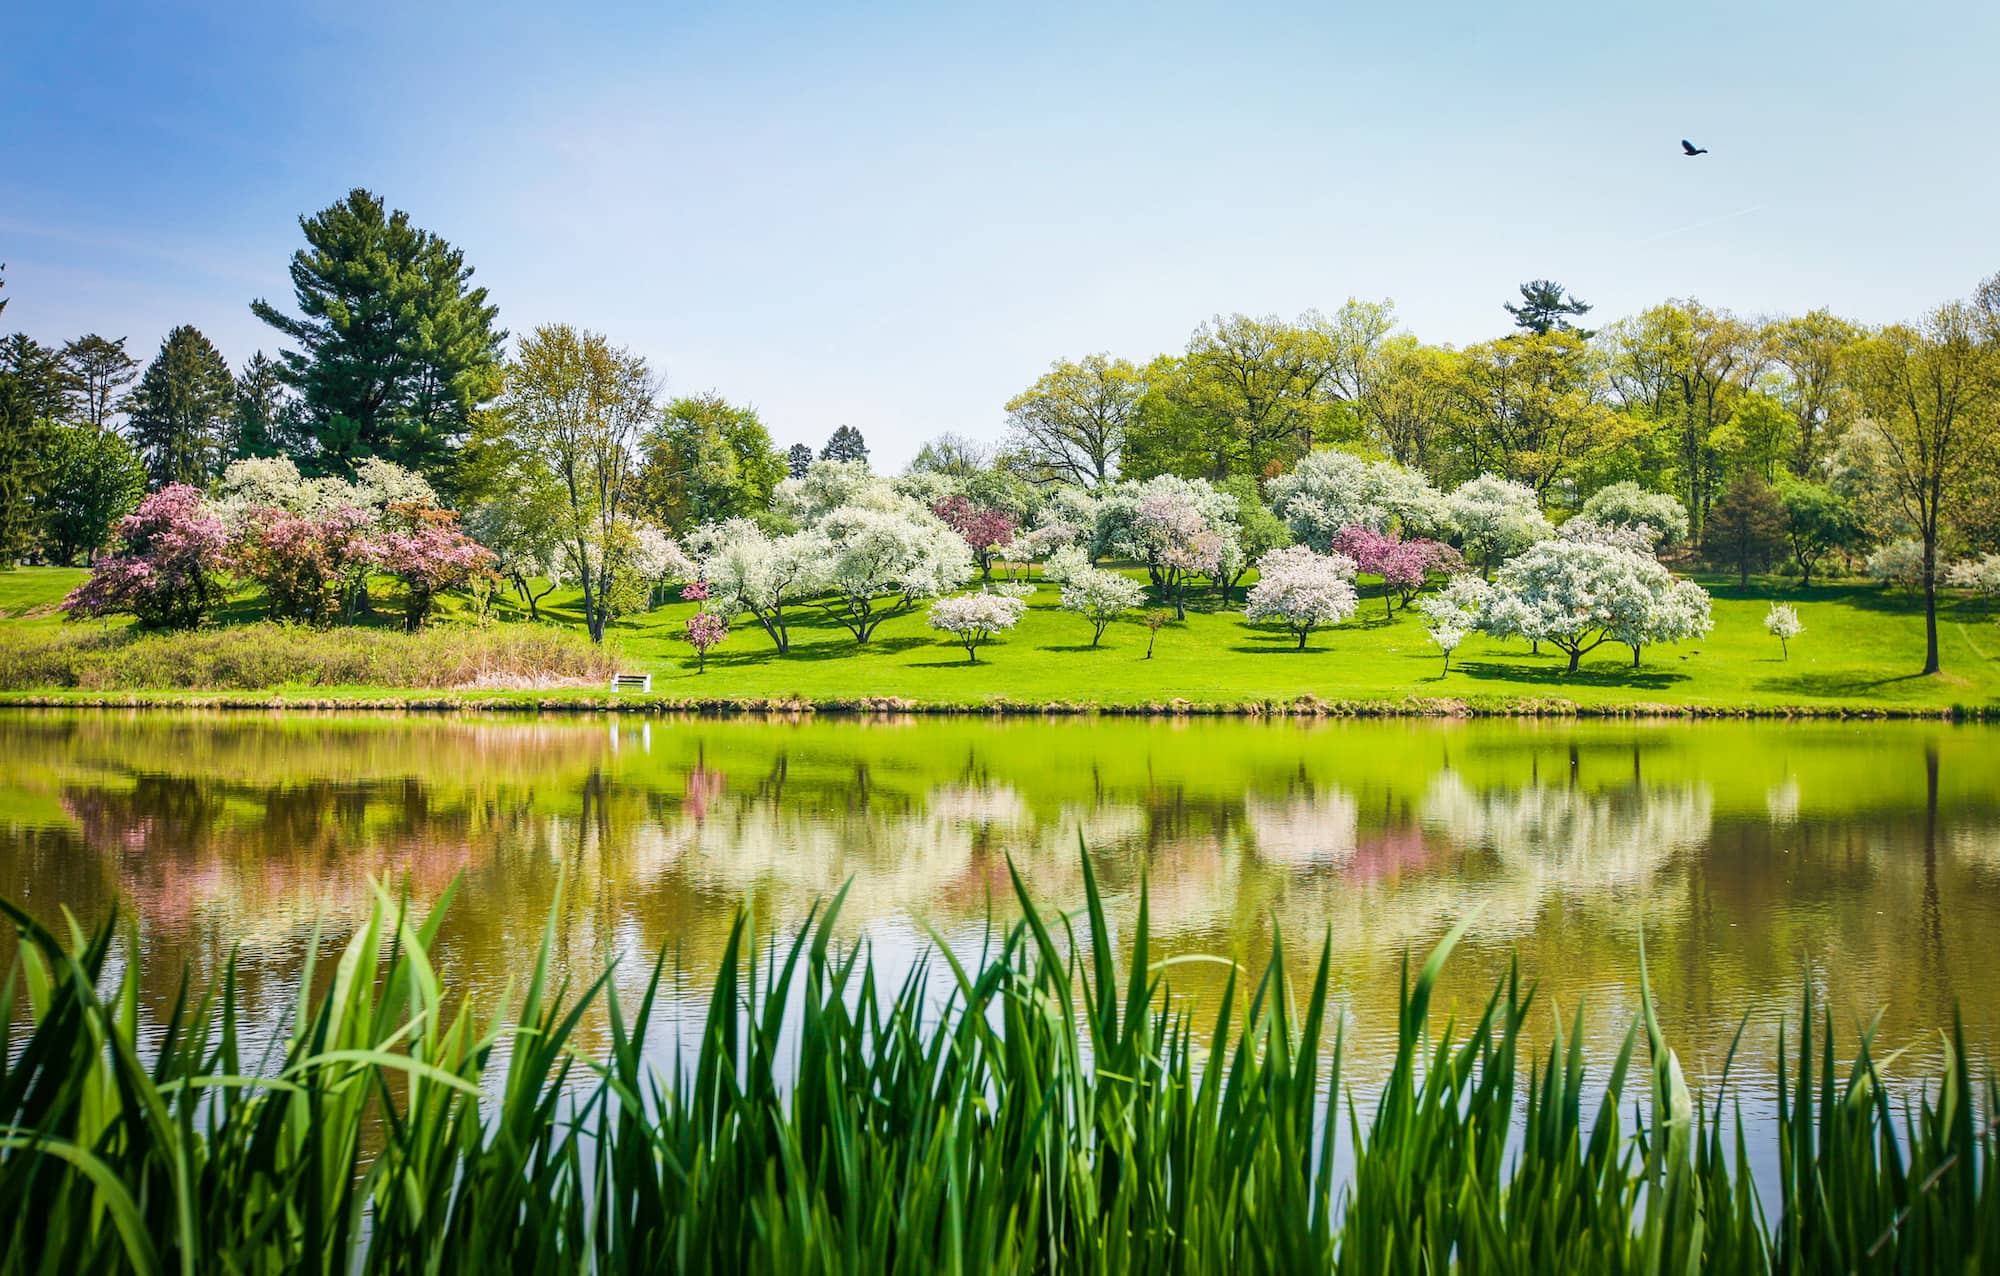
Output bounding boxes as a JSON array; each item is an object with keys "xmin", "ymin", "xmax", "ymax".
[{"xmin": 2, "ymin": 710, "xmax": 1996, "ymax": 1093}]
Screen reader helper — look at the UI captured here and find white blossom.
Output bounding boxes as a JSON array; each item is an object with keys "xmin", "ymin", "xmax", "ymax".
[
  {"xmin": 1866, "ymin": 538, "xmax": 1927, "ymax": 588},
  {"xmin": 1447, "ymin": 473, "xmax": 1553, "ymax": 574},
  {"xmin": 1946, "ymin": 553, "xmax": 2000, "ymax": 594},
  {"xmin": 1059, "ymin": 567, "xmax": 1147, "ymax": 645},
  {"xmin": 686, "ymin": 518, "xmax": 826, "ymax": 652},
  {"xmin": 810, "ymin": 504, "xmax": 973, "ymax": 643},
  {"xmin": 1577, "ymin": 482, "xmax": 1690, "ymax": 547},
  {"xmin": 1268, "ymin": 449, "xmax": 1451, "ymax": 548},
  {"xmin": 1243, "ymin": 545, "xmax": 1360, "ymax": 649},
  {"xmin": 1416, "ymin": 574, "xmax": 1492, "ymax": 672},
  {"xmin": 1763, "ymin": 602, "xmax": 1804, "ymax": 658},
  {"xmin": 1482, "ymin": 540, "xmax": 1707, "ymax": 672},
  {"xmin": 927, "ymin": 591, "xmax": 1028, "ymax": 661},
  {"xmin": 1559, "ymin": 516, "xmax": 1661, "ymax": 556}
]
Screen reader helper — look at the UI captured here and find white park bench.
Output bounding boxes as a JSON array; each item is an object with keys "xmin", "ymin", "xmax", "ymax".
[{"xmin": 608, "ymin": 673, "xmax": 653, "ymax": 693}]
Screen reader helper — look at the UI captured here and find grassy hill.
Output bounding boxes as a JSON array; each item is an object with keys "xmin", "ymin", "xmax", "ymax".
[{"xmin": 3, "ymin": 564, "xmax": 1996, "ymax": 712}]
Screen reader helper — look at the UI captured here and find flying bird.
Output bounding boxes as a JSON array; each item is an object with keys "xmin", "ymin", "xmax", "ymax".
[{"xmin": 1681, "ymin": 139, "xmax": 1709, "ymax": 156}]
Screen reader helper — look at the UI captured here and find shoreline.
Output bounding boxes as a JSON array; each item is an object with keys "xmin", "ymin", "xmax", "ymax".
[{"xmin": 0, "ymin": 689, "xmax": 1991, "ymax": 720}]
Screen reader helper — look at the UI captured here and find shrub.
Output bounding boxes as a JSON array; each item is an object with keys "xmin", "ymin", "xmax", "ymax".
[
  {"xmin": 0, "ymin": 621, "xmax": 618, "ymax": 691},
  {"xmin": 1866, "ymin": 538, "xmax": 1926, "ymax": 589},
  {"xmin": 373, "ymin": 507, "xmax": 499, "ymax": 630},
  {"xmin": 1578, "ymin": 481, "xmax": 1690, "ymax": 547},
  {"xmin": 927, "ymin": 591, "xmax": 1026, "ymax": 662},
  {"xmin": 229, "ymin": 505, "xmax": 372, "ymax": 624},
  {"xmin": 61, "ymin": 485, "xmax": 229, "ymax": 629}
]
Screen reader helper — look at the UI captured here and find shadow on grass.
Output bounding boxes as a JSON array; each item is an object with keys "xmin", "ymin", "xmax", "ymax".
[
  {"xmin": 1757, "ymin": 670, "xmax": 1935, "ymax": 698},
  {"xmin": 1450, "ymin": 659, "xmax": 1690, "ymax": 691}
]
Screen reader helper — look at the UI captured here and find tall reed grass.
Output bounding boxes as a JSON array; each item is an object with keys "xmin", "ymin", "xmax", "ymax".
[
  {"xmin": 0, "ymin": 621, "xmax": 619, "ymax": 691},
  {"xmin": 2, "ymin": 855, "xmax": 1994, "ymax": 1272}
]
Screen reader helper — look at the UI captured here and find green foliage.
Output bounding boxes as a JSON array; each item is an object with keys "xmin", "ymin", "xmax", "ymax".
[
  {"xmin": 58, "ymin": 333, "xmax": 139, "ymax": 430},
  {"xmin": 251, "ymin": 189, "xmax": 504, "ymax": 480},
  {"xmin": 0, "ymin": 334, "xmax": 69, "ymax": 569},
  {"xmin": 1705, "ymin": 471, "xmax": 1789, "ymax": 586},
  {"xmin": 1777, "ymin": 476, "xmax": 1867, "ymax": 586},
  {"xmin": 635, "ymin": 392, "xmax": 786, "ymax": 529},
  {"xmin": 819, "ymin": 423, "xmax": 869, "ymax": 464},
  {"xmin": 1504, "ymin": 278, "xmax": 1594, "ymax": 336},
  {"xmin": 38, "ymin": 424, "xmax": 145, "ymax": 565},
  {"xmin": 2, "ymin": 856, "xmax": 1995, "ymax": 1271},
  {"xmin": 228, "ymin": 350, "xmax": 295, "ymax": 459},
  {"xmin": 127, "ymin": 325, "xmax": 235, "ymax": 487}
]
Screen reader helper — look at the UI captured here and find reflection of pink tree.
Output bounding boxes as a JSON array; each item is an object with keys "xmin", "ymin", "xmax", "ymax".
[
  {"xmin": 1345, "ymin": 826, "xmax": 1437, "ymax": 884},
  {"xmin": 684, "ymin": 765, "xmax": 726, "ymax": 823}
]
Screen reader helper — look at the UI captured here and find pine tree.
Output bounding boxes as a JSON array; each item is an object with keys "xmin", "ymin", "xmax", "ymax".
[
  {"xmin": 1505, "ymin": 280, "xmax": 1594, "ymax": 337},
  {"xmin": 0, "ymin": 333, "xmax": 69, "ymax": 567},
  {"xmin": 819, "ymin": 424, "xmax": 869, "ymax": 464},
  {"xmin": 230, "ymin": 351, "xmax": 295, "ymax": 459},
  {"xmin": 60, "ymin": 334, "xmax": 140, "ymax": 430},
  {"xmin": 251, "ymin": 189, "xmax": 504, "ymax": 480},
  {"xmin": 1703, "ymin": 472, "xmax": 1788, "ymax": 586},
  {"xmin": 128, "ymin": 326, "xmax": 235, "ymax": 488},
  {"xmin": 786, "ymin": 442, "xmax": 814, "ymax": 479}
]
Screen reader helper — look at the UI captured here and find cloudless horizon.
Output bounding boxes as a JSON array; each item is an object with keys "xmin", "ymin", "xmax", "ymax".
[{"xmin": 5, "ymin": 0, "xmax": 1995, "ymax": 468}]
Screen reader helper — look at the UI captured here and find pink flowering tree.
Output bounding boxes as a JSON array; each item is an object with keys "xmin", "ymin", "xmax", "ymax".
[
  {"xmin": 931, "ymin": 495, "xmax": 1019, "ymax": 580},
  {"xmin": 230, "ymin": 505, "xmax": 373, "ymax": 624},
  {"xmin": 373, "ymin": 506, "xmax": 498, "ymax": 630},
  {"xmin": 1331, "ymin": 524, "xmax": 1463, "ymax": 617},
  {"xmin": 62, "ymin": 484, "xmax": 230, "ymax": 629},
  {"xmin": 684, "ymin": 611, "xmax": 728, "ymax": 671}
]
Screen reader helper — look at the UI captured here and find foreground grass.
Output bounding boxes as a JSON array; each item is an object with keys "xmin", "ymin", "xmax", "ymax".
[
  {"xmin": 2, "ymin": 566, "xmax": 1997, "ymax": 711},
  {"xmin": 3, "ymin": 855, "xmax": 1995, "ymax": 1273}
]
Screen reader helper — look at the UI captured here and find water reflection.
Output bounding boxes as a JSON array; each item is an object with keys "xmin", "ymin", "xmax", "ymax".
[{"xmin": 3, "ymin": 711, "xmax": 1998, "ymax": 1086}]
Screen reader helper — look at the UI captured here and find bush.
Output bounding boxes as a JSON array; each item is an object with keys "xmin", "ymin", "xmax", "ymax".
[
  {"xmin": 0, "ymin": 622, "xmax": 618, "ymax": 691},
  {"xmin": 61, "ymin": 485, "xmax": 229, "ymax": 629}
]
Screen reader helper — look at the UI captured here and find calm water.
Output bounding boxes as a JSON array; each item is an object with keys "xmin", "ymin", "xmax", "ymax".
[{"xmin": 2, "ymin": 710, "xmax": 1997, "ymax": 1092}]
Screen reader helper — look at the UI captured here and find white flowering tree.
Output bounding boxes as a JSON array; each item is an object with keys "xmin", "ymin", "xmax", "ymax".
[
  {"xmin": 1447, "ymin": 473, "xmax": 1553, "ymax": 577},
  {"xmin": 1764, "ymin": 603, "xmax": 1804, "ymax": 659},
  {"xmin": 1577, "ymin": 482, "xmax": 1690, "ymax": 548},
  {"xmin": 1557, "ymin": 516, "xmax": 1663, "ymax": 556},
  {"xmin": 813, "ymin": 504, "xmax": 973, "ymax": 642},
  {"xmin": 772, "ymin": 459, "xmax": 888, "ymax": 524},
  {"xmin": 1268, "ymin": 449, "xmax": 1451, "ymax": 549},
  {"xmin": 1059, "ymin": 567, "xmax": 1147, "ymax": 646},
  {"xmin": 1485, "ymin": 540, "xmax": 1706, "ymax": 672},
  {"xmin": 1613, "ymin": 574, "xmax": 1713, "ymax": 668},
  {"xmin": 1243, "ymin": 546, "xmax": 1360, "ymax": 649},
  {"xmin": 928, "ymin": 592, "xmax": 1027, "ymax": 662},
  {"xmin": 1866, "ymin": 538, "xmax": 1927, "ymax": 589},
  {"xmin": 1947, "ymin": 553, "xmax": 2000, "ymax": 594},
  {"xmin": 629, "ymin": 523, "xmax": 698, "ymax": 608},
  {"xmin": 1102, "ymin": 476, "xmax": 1238, "ymax": 618},
  {"xmin": 1415, "ymin": 575, "xmax": 1493, "ymax": 673},
  {"xmin": 686, "ymin": 518, "xmax": 825, "ymax": 653},
  {"xmin": 465, "ymin": 489, "xmax": 569, "ymax": 619},
  {"xmin": 210, "ymin": 455, "xmax": 436, "ymax": 529}
]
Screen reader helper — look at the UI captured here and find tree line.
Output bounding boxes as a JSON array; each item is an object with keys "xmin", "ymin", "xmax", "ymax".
[{"xmin": 4, "ymin": 189, "xmax": 1997, "ymax": 672}]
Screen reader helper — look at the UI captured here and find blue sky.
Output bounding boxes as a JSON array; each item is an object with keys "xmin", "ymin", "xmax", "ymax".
[{"xmin": 5, "ymin": 0, "xmax": 1995, "ymax": 467}]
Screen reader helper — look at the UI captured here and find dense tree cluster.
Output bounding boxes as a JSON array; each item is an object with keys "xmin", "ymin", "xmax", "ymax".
[{"xmin": 10, "ymin": 208, "xmax": 2000, "ymax": 674}]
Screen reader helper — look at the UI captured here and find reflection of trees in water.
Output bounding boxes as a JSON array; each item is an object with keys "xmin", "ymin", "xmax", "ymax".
[
  {"xmin": 1419, "ymin": 772, "xmax": 1711, "ymax": 896},
  {"xmin": 1239, "ymin": 789, "xmax": 1358, "ymax": 868}
]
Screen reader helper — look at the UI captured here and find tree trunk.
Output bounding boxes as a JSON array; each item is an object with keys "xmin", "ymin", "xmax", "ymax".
[
  {"xmin": 1632, "ymin": 644, "xmax": 1641, "ymax": 669},
  {"xmin": 1296, "ymin": 629, "xmax": 1309, "ymax": 650},
  {"xmin": 1923, "ymin": 533, "xmax": 1940, "ymax": 675},
  {"xmin": 1567, "ymin": 647, "xmax": 1582, "ymax": 673}
]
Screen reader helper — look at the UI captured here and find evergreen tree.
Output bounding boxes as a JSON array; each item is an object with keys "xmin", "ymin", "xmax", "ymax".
[
  {"xmin": 786, "ymin": 442, "xmax": 814, "ymax": 479},
  {"xmin": 230, "ymin": 351, "xmax": 294, "ymax": 458},
  {"xmin": 1505, "ymin": 280, "xmax": 1595, "ymax": 337},
  {"xmin": 819, "ymin": 424, "xmax": 869, "ymax": 464},
  {"xmin": 1703, "ymin": 471, "xmax": 1788, "ymax": 586},
  {"xmin": 0, "ymin": 333, "xmax": 69, "ymax": 567},
  {"xmin": 60, "ymin": 334, "xmax": 140, "ymax": 430},
  {"xmin": 251, "ymin": 189, "xmax": 504, "ymax": 480},
  {"xmin": 128, "ymin": 326, "xmax": 235, "ymax": 487}
]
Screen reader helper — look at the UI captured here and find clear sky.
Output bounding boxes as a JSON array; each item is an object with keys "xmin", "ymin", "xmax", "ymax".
[{"xmin": 5, "ymin": 0, "xmax": 1995, "ymax": 468}]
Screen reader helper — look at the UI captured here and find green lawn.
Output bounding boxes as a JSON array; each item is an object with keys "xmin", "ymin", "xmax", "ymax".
[{"xmin": 4, "ymin": 564, "xmax": 1997, "ymax": 711}]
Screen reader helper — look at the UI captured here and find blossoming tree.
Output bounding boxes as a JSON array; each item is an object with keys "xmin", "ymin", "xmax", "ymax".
[
  {"xmin": 1243, "ymin": 545, "xmax": 1360, "ymax": 649},
  {"xmin": 1058, "ymin": 567, "xmax": 1146, "ymax": 646},
  {"xmin": 62, "ymin": 485, "xmax": 230, "ymax": 629},
  {"xmin": 927, "ymin": 591, "xmax": 1027, "ymax": 662},
  {"xmin": 686, "ymin": 518, "xmax": 825, "ymax": 653},
  {"xmin": 1446, "ymin": 474, "xmax": 1552, "ymax": 577}
]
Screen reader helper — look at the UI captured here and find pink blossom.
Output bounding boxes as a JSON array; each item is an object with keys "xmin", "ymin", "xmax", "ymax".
[
  {"xmin": 373, "ymin": 514, "xmax": 497, "ymax": 630},
  {"xmin": 932, "ymin": 496, "xmax": 1019, "ymax": 579},
  {"xmin": 683, "ymin": 610, "xmax": 728, "ymax": 671},
  {"xmin": 63, "ymin": 485, "xmax": 229, "ymax": 629}
]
